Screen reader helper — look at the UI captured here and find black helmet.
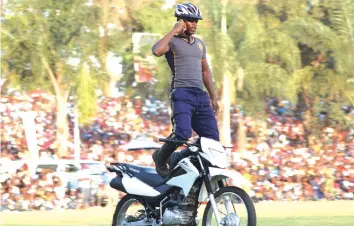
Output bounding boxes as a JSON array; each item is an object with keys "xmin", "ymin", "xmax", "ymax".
[{"xmin": 175, "ymin": 3, "xmax": 203, "ymax": 20}]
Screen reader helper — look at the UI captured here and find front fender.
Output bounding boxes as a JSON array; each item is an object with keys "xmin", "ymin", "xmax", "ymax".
[{"xmin": 198, "ymin": 167, "xmax": 252, "ymax": 202}]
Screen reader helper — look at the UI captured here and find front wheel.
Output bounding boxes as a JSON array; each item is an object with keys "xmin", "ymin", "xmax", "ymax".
[{"xmin": 202, "ymin": 186, "xmax": 257, "ymax": 226}]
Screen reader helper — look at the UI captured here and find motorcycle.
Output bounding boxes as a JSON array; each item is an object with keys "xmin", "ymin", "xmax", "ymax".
[{"xmin": 107, "ymin": 137, "xmax": 256, "ymax": 226}]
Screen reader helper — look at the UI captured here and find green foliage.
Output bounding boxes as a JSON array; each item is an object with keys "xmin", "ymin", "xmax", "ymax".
[
  {"xmin": 240, "ymin": 1, "xmax": 353, "ymax": 128},
  {"xmin": 1, "ymin": 0, "xmax": 104, "ymax": 123},
  {"xmin": 325, "ymin": 0, "xmax": 354, "ymax": 41},
  {"xmin": 2, "ymin": 0, "xmax": 353, "ymax": 130},
  {"xmin": 129, "ymin": 1, "xmax": 176, "ymax": 100},
  {"xmin": 324, "ymin": 0, "xmax": 354, "ymax": 77},
  {"xmin": 259, "ymin": 0, "xmax": 309, "ymax": 21},
  {"xmin": 133, "ymin": 1, "xmax": 174, "ymax": 34},
  {"xmin": 109, "ymin": 0, "xmax": 174, "ymax": 100},
  {"xmin": 239, "ymin": 29, "xmax": 301, "ymax": 73},
  {"xmin": 154, "ymin": 57, "xmax": 172, "ymax": 101},
  {"xmin": 244, "ymin": 62, "xmax": 292, "ymax": 97},
  {"xmin": 198, "ymin": 0, "xmax": 239, "ymax": 91},
  {"xmin": 280, "ymin": 17, "xmax": 338, "ymax": 52},
  {"xmin": 75, "ymin": 64, "xmax": 97, "ymax": 124}
]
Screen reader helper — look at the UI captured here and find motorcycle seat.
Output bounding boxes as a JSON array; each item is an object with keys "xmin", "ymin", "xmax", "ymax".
[{"xmin": 123, "ymin": 163, "xmax": 165, "ymax": 187}]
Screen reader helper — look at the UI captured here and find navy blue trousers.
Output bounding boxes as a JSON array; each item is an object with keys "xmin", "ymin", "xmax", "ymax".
[{"xmin": 169, "ymin": 87, "xmax": 219, "ymax": 141}]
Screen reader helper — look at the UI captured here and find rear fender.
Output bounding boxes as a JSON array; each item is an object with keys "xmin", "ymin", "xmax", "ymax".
[
  {"xmin": 198, "ymin": 167, "xmax": 252, "ymax": 202},
  {"xmin": 110, "ymin": 176, "xmax": 127, "ymax": 193}
]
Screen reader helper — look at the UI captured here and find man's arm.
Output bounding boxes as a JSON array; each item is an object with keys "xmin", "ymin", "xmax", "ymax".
[
  {"xmin": 202, "ymin": 58, "xmax": 219, "ymax": 115},
  {"xmin": 152, "ymin": 20, "xmax": 186, "ymax": 57}
]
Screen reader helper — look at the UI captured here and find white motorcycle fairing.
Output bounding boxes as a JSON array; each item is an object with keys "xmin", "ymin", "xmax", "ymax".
[
  {"xmin": 113, "ymin": 137, "xmax": 251, "ymax": 199},
  {"xmin": 198, "ymin": 167, "xmax": 252, "ymax": 202},
  {"xmin": 166, "ymin": 158, "xmax": 200, "ymax": 196},
  {"xmin": 118, "ymin": 158, "xmax": 200, "ymax": 197},
  {"xmin": 200, "ymin": 137, "xmax": 228, "ymax": 169}
]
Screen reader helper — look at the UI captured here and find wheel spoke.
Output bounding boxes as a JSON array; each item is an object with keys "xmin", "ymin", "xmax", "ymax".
[
  {"xmin": 217, "ymin": 209, "xmax": 228, "ymax": 216},
  {"xmin": 232, "ymin": 199, "xmax": 237, "ymax": 214}
]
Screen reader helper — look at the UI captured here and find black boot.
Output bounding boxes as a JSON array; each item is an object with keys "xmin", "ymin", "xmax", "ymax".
[
  {"xmin": 168, "ymin": 147, "xmax": 193, "ymax": 170},
  {"xmin": 153, "ymin": 142, "xmax": 179, "ymax": 177}
]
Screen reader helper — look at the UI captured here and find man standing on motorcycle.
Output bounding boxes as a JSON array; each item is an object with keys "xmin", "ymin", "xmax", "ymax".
[{"xmin": 152, "ymin": 3, "xmax": 220, "ymax": 177}]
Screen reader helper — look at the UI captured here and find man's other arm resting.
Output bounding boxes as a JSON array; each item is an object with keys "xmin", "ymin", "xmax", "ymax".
[
  {"xmin": 202, "ymin": 59, "xmax": 216, "ymax": 100},
  {"xmin": 202, "ymin": 58, "xmax": 219, "ymax": 115}
]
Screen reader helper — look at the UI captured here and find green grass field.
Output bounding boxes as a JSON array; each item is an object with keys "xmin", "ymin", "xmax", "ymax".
[{"xmin": 1, "ymin": 200, "xmax": 354, "ymax": 226}]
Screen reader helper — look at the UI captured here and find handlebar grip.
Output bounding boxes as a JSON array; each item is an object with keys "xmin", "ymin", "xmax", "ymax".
[
  {"xmin": 159, "ymin": 138, "xmax": 170, "ymax": 143},
  {"xmin": 106, "ymin": 165, "xmax": 115, "ymax": 172},
  {"xmin": 158, "ymin": 138, "xmax": 190, "ymax": 146},
  {"xmin": 223, "ymin": 146, "xmax": 233, "ymax": 149}
]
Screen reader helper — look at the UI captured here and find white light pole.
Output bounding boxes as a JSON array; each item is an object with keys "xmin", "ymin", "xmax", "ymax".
[
  {"xmin": 74, "ymin": 108, "xmax": 81, "ymax": 161},
  {"xmin": 221, "ymin": 0, "xmax": 232, "ymax": 148}
]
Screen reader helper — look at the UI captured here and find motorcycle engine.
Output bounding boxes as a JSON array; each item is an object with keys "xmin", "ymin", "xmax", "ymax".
[
  {"xmin": 162, "ymin": 180, "xmax": 202, "ymax": 226},
  {"xmin": 163, "ymin": 206, "xmax": 196, "ymax": 226}
]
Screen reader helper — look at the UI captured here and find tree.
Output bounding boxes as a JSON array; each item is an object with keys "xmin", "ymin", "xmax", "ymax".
[
  {"xmin": 2, "ymin": 0, "xmax": 352, "ymax": 156},
  {"xmin": 196, "ymin": 0, "xmax": 240, "ymax": 146},
  {"xmin": 250, "ymin": 0, "xmax": 354, "ymax": 138},
  {"xmin": 279, "ymin": 1, "xmax": 354, "ymax": 133},
  {"xmin": 197, "ymin": 0, "xmax": 353, "ymax": 143},
  {"xmin": 197, "ymin": 0, "xmax": 302, "ymax": 148},
  {"xmin": 94, "ymin": 0, "xmax": 124, "ymax": 97},
  {"xmin": 1, "ymin": 0, "xmax": 105, "ymax": 156},
  {"xmin": 106, "ymin": 0, "xmax": 173, "ymax": 100}
]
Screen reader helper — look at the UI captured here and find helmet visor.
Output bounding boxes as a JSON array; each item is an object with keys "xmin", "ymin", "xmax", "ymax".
[{"xmin": 182, "ymin": 17, "xmax": 199, "ymax": 23}]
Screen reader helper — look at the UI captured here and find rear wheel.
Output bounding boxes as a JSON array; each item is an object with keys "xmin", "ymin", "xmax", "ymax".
[
  {"xmin": 202, "ymin": 186, "xmax": 256, "ymax": 226},
  {"xmin": 112, "ymin": 195, "xmax": 152, "ymax": 226}
]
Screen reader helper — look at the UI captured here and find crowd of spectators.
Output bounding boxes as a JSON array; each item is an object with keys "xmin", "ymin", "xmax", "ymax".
[
  {"xmin": 229, "ymin": 98, "xmax": 354, "ymax": 201},
  {"xmin": 77, "ymin": 94, "xmax": 171, "ymax": 163},
  {"xmin": 1, "ymin": 91, "xmax": 354, "ymax": 211},
  {"xmin": 231, "ymin": 115, "xmax": 354, "ymax": 202},
  {"xmin": 1, "ymin": 164, "xmax": 109, "ymax": 211}
]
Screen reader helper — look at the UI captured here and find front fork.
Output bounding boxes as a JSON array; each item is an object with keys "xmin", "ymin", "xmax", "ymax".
[{"xmin": 198, "ymin": 155, "xmax": 223, "ymax": 226}]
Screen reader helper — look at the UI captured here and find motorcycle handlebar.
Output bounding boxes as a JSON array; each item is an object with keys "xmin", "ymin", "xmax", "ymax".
[
  {"xmin": 158, "ymin": 138, "xmax": 172, "ymax": 143},
  {"xmin": 158, "ymin": 138, "xmax": 198, "ymax": 147},
  {"xmin": 159, "ymin": 138, "xmax": 233, "ymax": 149}
]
